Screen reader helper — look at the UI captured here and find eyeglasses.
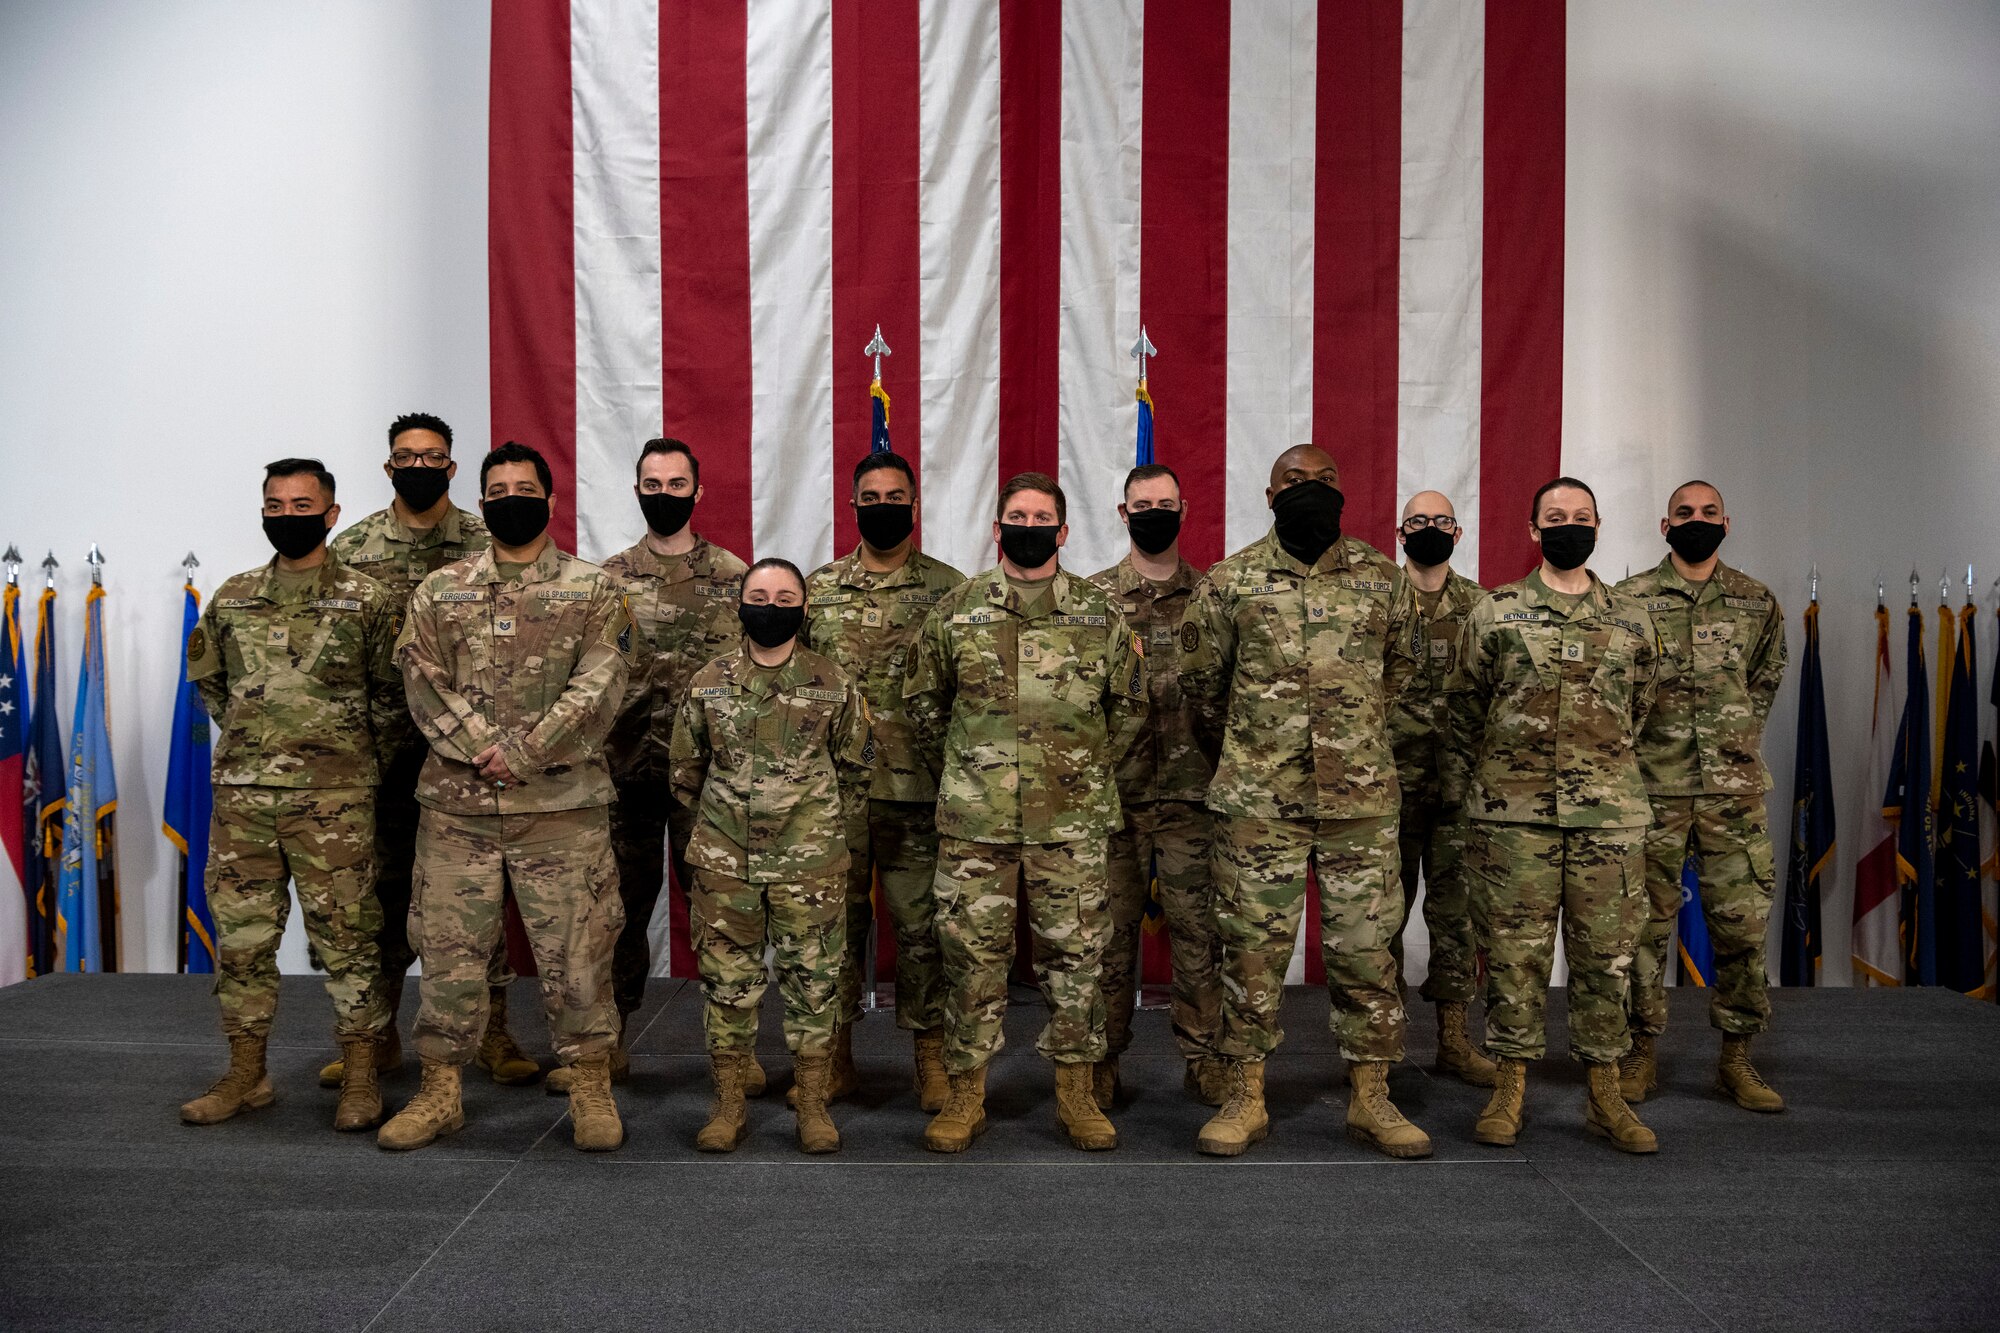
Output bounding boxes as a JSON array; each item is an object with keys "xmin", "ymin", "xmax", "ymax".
[
  {"xmin": 1400, "ymin": 514, "xmax": 1460, "ymax": 535},
  {"xmin": 390, "ymin": 450, "xmax": 452, "ymax": 469}
]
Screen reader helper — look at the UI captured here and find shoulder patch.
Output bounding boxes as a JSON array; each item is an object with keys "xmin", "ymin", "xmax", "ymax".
[
  {"xmin": 435, "ymin": 590, "xmax": 485, "ymax": 603},
  {"xmin": 794, "ymin": 686, "xmax": 847, "ymax": 703},
  {"xmin": 1179, "ymin": 621, "xmax": 1199, "ymax": 652},
  {"xmin": 1724, "ymin": 596, "xmax": 1772, "ymax": 612},
  {"xmin": 186, "ymin": 627, "xmax": 207, "ymax": 659},
  {"xmin": 1057, "ymin": 614, "xmax": 1109, "ymax": 627},
  {"xmin": 693, "ymin": 684, "xmax": 740, "ymax": 699},
  {"xmin": 308, "ymin": 598, "xmax": 363, "ymax": 612}
]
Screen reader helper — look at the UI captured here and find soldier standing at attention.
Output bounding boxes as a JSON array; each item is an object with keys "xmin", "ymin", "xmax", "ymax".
[
  {"xmin": 1446, "ymin": 476, "xmax": 1662, "ymax": 1153},
  {"xmin": 563, "ymin": 438, "xmax": 752, "ymax": 1098},
  {"xmin": 180, "ymin": 458, "xmax": 402, "ymax": 1132},
  {"xmin": 377, "ymin": 443, "xmax": 634, "ymax": 1153},
  {"xmin": 318, "ymin": 412, "xmax": 539, "ymax": 1094},
  {"xmin": 1087, "ymin": 463, "xmax": 1224, "ymax": 1110},
  {"xmin": 1384, "ymin": 490, "xmax": 1498, "ymax": 1086},
  {"xmin": 802, "ymin": 451, "xmax": 963, "ymax": 1110},
  {"xmin": 1180, "ymin": 444, "xmax": 1431, "ymax": 1161},
  {"xmin": 671, "ymin": 559, "xmax": 875, "ymax": 1154},
  {"xmin": 905, "ymin": 472, "xmax": 1147, "ymax": 1153},
  {"xmin": 1617, "ymin": 481, "xmax": 1788, "ymax": 1112}
]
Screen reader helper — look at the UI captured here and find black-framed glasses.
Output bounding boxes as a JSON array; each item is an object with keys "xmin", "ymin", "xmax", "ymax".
[
  {"xmin": 390, "ymin": 450, "xmax": 452, "ymax": 468},
  {"xmin": 1400, "ymin": 514, "xmax": 1460, "ymax": 535}
]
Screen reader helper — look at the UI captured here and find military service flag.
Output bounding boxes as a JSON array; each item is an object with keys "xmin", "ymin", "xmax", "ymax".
[
  {"xmin": 163, "ymin": 582, "xmax": 215, "ymax": 973},
  {"xmin": 0, "ymin": 581, "xmax": 26, "ymax": 986},
  {"xmin": 1887, "ymin": 604, "xmax": 1937, "ymax": 986},
  {"xmin": 1780, "ymin": 600, "xmax": 1834, "ymax": 985},
  {"xmin": 1936, "ymin": 603, "xmax": 1985, "ymax": 995},
  {"xmin": 25, "ymin": 584, "xmax": 63, "ymax": 976},
  {"xmin": 1853, "ymin": 605, "xmax": 1902, "ymax": 984},
  {"xmin": 1676, "ymin": 856, "xmax": 1716, "ymax": 988},
  {"xmin": 54, "ymin": 584, "xmax": 118, "ymax": 973}
]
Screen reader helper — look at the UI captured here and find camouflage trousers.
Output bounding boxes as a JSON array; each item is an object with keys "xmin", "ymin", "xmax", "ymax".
[
  {"xmin": 410, "ymin": 806, "xmax": 623, "ymax": 1067},
  {"xmin": 375, "ymin": 743, "xmax": 512, "ymax": 992},
  {"xmin": 1105, "ymin": 799, "xmax": 1220, "ymax": 1061},
  {"xmin": 933, "ymin": 836, "xmax": 1110, "ymax": 1073},
  {"xmin": 207, "ymin": 784, "xmax": 387, "ymax": 1039},
  {"xmin": 608, "ymin": 779, "xmax": 691, "ymax": 1018},
  {"xmin": 836, "ymin": 799, "xmax": 945, "ymax": 1030},
  {"xmin": 1631, "ymin": 794, "xmax": 1777, "ymax": 1037},
  {"xmin": 1468, "ymin": 822, "xmax": 1644, "ymax": 1065},
  {"xmin": 691, "ymin": 869, "xmax": 845, "ymax": 1055},
  {"xmin": 1212, "ymin": 814, "xmax": 1407, "ymax": 1064},
  {"xmin": 1395, "ymin": 793, "xmax": 1480, "ymax": 1004}
]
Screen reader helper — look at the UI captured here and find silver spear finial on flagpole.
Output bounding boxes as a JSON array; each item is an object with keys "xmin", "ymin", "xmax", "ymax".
[
  {"xmin": 1129, "ymin": 326, "xmax": 1158, "ymax": 385},
  {"xmin": 1810, "ymin": 563, "xmax": 1818, "ymax": 604},
  {"xmin": 87, "ymin": 544, "xmax": 104, "ymax": 588},
  {"xmin": 4, "ymin": 546, "xmax": 20, "ymax": 588},
  {"xmin": 183, "ymin": 551, "xmax": 201, "ymax": 585},
  {"xmin": 42, "ymin": 551, "xmax": 58, "ymax": 589},
  {"xmin": 865, "ymin": 325, "xmax": 891, "ymax": 384},
  {"xmin": 1909, "ymin": 568, "xmax": 1920, "ymax": 607},
  {"xmin": 1966, "ymin": 564, "xmax": 1976, "ymax": 606},
  {"xmin": 1939, "ymin": 567, "xmax": 1950, "ymax": 606}
]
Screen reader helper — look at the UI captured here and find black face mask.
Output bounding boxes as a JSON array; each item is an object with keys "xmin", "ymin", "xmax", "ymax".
[
  {"xmin": 263, "ymin": 512, "xmax": 331, "ymax": 561},
  {"xmin": 484, "ymin": 494, "xmax": 551, "ymax": 548},
  {"xmin": 999, "ymin": 523, "xmax": 1061, "ymax": 570},
  {"xmin": 1271, "ymin": 480, "xmax": 1344, "ymax": 565},
  {"xmin": 1125, "ymin": 507, "xmax": 1182, "ymax": 556},
  {"xmin": 1665, "ymin": 519, "xmax": 1725, "ymax": 564},
  {"xmin": 855, "ymin": 502, "xmax": 915, "ymax": 552},
  {"xmin": 638, "ymin": 491, "xmax": 695, "ymax": 538},
  {"xmin": 738, "ymin": 602, "xmax": 804, "ymax": 649},
  {"xmin": 390, "ymin": 466, "xmax": 452, "ymax": 512},
  {"xmin": 1537, "ymin": 523, "xmax": 1597, "ymax": 571},
  {"xmin": 1401, "ymin": 526, "xmax": 1456, "ymax": 568}
]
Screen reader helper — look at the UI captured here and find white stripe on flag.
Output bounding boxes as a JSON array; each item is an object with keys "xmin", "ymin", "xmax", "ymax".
[
  {"xmin": 1057, "ymin": 0, "xmax": 1145, "ymax": 579},
  {"xmin": 917, "ymin": 0, "xmax": 1001, "ymax": 581},
  {"xmin": 1397, "ymin": 0, "xmax": 1485, "ymax": 582},
  {"xmin": 1225, "ymin": 0, "xmax": 1316, "ymax": 557},
  {"xmin": 746, "ymin": 0, "xmax": 836, "ymax": 567},
  {"xmin": 570, "ymin": 0, "xmax": 662, "ymax": 563}
]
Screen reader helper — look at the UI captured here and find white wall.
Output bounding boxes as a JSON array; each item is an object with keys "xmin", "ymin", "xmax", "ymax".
[{"xmin": 0, "ymin": 0, "xmax": 491, "ymax": 975}]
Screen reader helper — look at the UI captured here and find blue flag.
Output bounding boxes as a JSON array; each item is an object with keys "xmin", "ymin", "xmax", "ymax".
[
  {"xmin": 1, "ymin": 585, "xmax": 25, "ymax": 980},
  {"xmin": 1780, "ymin": 600, "xmax": 1834, "ymax": 985},
  {"xmin": 1936, "ymin": 605, "xmax": 1983, "ymax": 993},
  {"xmin": 1886, "ymin": 605, "xmax": 1937, "ymax": 985},
  {"xmin": 25, "ymin": 586, "xmax": 63, "ymax": 976},
  {"xmin": 1676, "ymin": 854, "xmax": 1715, "ymax": 987},
  {"xmin": 163, "ymin": 583, "xmax": 214, "ymax": 973},
  {"xmin": 55, "ymin": 584, "xmax": 118, "ymax": 972},
  {"xmin": 870, "ymin": 380, "xmax": 891, "ymax": 454},
  {"xmin": 1134, "ymin": 381, "xmax": 1155, "ymax": 467}
]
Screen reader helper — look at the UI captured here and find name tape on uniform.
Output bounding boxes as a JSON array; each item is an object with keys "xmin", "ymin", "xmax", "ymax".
[{"xmin": 308, "ymin": 598, "xmax": 362, "ymax": 612}]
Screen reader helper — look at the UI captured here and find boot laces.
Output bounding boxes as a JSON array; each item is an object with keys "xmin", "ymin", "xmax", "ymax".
[
  {"xmin": 1726, "ymin": 1048, "xmax": 1771, "ymax": 1090},
  {"xmin": 571, "ymin": 1068, "xmax": 617, "ymax": 1120},
  {"xmin": 406, "ymin": 1067, "xmax": 457, "ymax": 1119},
  {"xmin": 481, "ymin": 1026, "xmax": 527, "ymax": 1065},
  {"xmin": 1360, "ymin": 1071, "xmax": 1408, "ymax": 1126},
  {"xmin": 1217, "ymin": 1063, "xmax": 1250, "ymax": 1117}
]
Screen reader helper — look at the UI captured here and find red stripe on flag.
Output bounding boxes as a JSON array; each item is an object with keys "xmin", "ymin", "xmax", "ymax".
[
  {"xmin": 998, "ymin": 0, "xmax": 1061, "ymax": 485},
  {"xmin": 488, "ymin": 0, "xmax": 577, "ymax": 551},
  {"xmin": 1139, "ymin": 0, "xmax": 1230, "ymax": 572},
  {"xmin": 1311, "ymin": 0, "xmax": 1402, "ymax": 556},
  {"xmin": 831, "ymin": 0, "xmax": 923, "ymax": 552},
  {"xmin": 1480, "ymin": 0, "xmax": 1566, "ymax": 584},
  {"xmin": 661, "ymin": 0, "xmax": 754, "ymax": 562}
]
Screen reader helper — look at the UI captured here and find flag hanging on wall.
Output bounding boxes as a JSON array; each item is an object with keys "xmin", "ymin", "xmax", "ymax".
[
  {"xmin": 1780, "ymin": 599, "xmax": 1833, "ymax": 985},
  {"xmin": 0, "ymin": 580, "xmax": 27, "ymax": 987},
  {"xmin": 1853, "ymin": 603, "xmax": 1901, "ymax": 985},
  {"xmin": 54, "ymin": 583, "xmax": 117, "ymax": 973},
  {"xmin": 1887, "ymin": 603, "xmax": 1936, "ymax": 987},
  {"xmin": 163, "ymin": 581, "xmax": 214, "ymax": 974},
  {"xmin": 25, "ymin": 583, "xmax": 63, "ymax": 977},
  {"xmin": 1677, "ymin": 856, "xmax": 1715, "ymax": 987},
  {"xmin": 869, "ymin": 380, "xmax": 891, "ymax": 455},
  {"xmin": 1936, "ymin": 602, "xmax": 1985, "ymax": 995}
]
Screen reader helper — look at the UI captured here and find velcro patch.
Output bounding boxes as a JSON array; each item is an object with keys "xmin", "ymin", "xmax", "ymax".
[
  {"xmin": 696, "ymin": 582, "xmax": 738, "ymax": 598},
  {"xmin": 1646, "ymin": 598, "xmax": 1679, "ymax": 612},
  {"xmin": 1179, "ymin": 622, "xmax": 1199, "ymax": 652},
  {"xmin": 693, "ymin": 685, "xmax": 739, "ymax": 698},
  {"xmin": 1057, "ymin": 614, "xmax": 1108, "ymax": 627},
  {"xmin": 216, "ymin": 598, "xmax": 261, "ymax": 608},
  {"xmin": 348, "ymin": 551, "xmax": 391, "ymax": 564},
  {"xmin": 308, "ymin": 598, "xmax": 362, "ymax": 612},
  {"xmin": 1724, "ymin": 596, "xmax": 1771, "ymax": 612},
  {"xmin": 953, "ymin": 611, "xmax": 1002, "ymax": 625},
  {"xmin": 1237, "ymin": 582, "xmax": 1293, "ymax": 596},
  {"xmin": 815, "ymin": 592, "xmax": 857, "ymax": 605},
  {"xmin": 897, "ymin": 591, "xmax": 943, "ymax": 604},
  {"xmin": 795, "ymin": 687, "xmax": 846, "ymax": 703},
  {"xmin": 1340, "ymin": 578, "xmax": 1393, "ymax": 593},
  {"xmin": 1608, "ymin": 617, "xmax": 1647, "ymax": 637},
  {"xmin": 1430, "ymin": 640, "xmax": 1451, "ymax": 658},
  {"xmin": 538, "ymin": 589, "xmax": 591, "ymax": 601},
  {"xmin": 1500, "ymin": 612, "xmax": 1548, "ymax": 623},
  {"xmin": 435, "ymin": 591, "xmax": 485, "ymax": 603}
]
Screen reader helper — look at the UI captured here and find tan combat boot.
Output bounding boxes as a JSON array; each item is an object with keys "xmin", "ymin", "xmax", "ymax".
[
  {"xmin": 1055, "ymin": 1062, "xmax": 1118, "ymax": 1151},
  {"xmin": 743, "ymin": 1050, "xmax": 768, "ymax": 1097},
  {"xmin": 1473, "ymin": 1058, "xmax": 1528, "ymax": 1146},
  {"xmin": 181, "ymin": 1034, "xmax": 275, "ymax": 1125},
  {"xmin": 1618, "ymin": 1031, "xmax": 1658, "ymax": 1104},
  {"xmin": 377, "ymin": 1060, "xmax": 465, "ymax": 1151},
  {"xmin": 473, "ymin": 988, "xmax": 543, "ymax": 1086},
  {"xmin": 792, "ymin": 1053, "xmax": 842, "ymax": 1154},
  {"xmin": 1183, "ymin": 1056, "xmax": 1229, "ymax": 1108},
  {"xmin": 1345, "ymin": 1061, "xmax": 1434, "ymax": 1159},
  {"xmin": 1196, "ymin": 1059, "xmax": 1269, "ymax": 1156},
  {"xmin": 1091, "ymin": 1056, "xmax": 1122, "ymax": 1111},
  {"xmin": 913, "ymin": 1028, "xmax": 950, "ymax": 1113},
  {"xmin": 333, "ymin": 1034, "xmax": 385, "ymax": 1132},
  {"xmin": 788, "ymin": 1023, "xmax": 858, "ymax": 1108},
  {"xmin": 1437, "ymin": 1002, "xmax": 1499, "ymax": 1088},
  {"xmin": 567, "ymin": 1055, "xmax": 625, "ymax": 1151},
  {"xmin": 695, "ymin": 1051, "xmax": 752, "ymax": 1152},
  {"xmin": 922, "ymin": 1065, "xmax": 989, "ymax": 1153},
  {"xmin": 1717, "ymin": 1035, "xmax": 1785, "ymax": 1113},
  {"xmin": 321, "ymin": 976, "xmax": 405, "ymax": 1086},
  {"xmin": 548, "ymin": 1017, "xmax": 632, "ymax": 1097},
  {"xmin": 1584, "ymin": 1061, "xmax": 1658, "ymax": 1153}
]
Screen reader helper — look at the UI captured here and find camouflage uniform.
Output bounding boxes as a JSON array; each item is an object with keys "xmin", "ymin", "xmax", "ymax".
[
  {"xmin": 1445, "ymin": 570, "xmax": 1662, "ymax": 1064},
  {"xmin": 187, "ymin": 554, "xmax": 404, "ymax": 1039},
  {"xmin": 904, "ymin": 568, "xmax": 1148, "ymax": 1073},
  {"xmin": 1178, "ymin": 533, "xmax": 1412, "ymax": 1065},
  {"xmin": 803, "ymin": 546, "xmax": 964, "ymax": 1030},
  {"xmin": 1385, "ymin": 568, "xmax": 1487, "ymax": 1003},
  {"xmin": 1617, "ymin": 558, "xmax": 1786, "ymax": 1037},
  {"xmin": 398, "ymin": 543, "xmax": 633, "ymax": 1066},
  {"xmin": 599, "ymin": 536, "xmax": 747, "ymax": 1018},
  {"xmin": 1088, "ymin": 556, "xmax": 1221, "ymax": 1062},
  {"xmin": 669, "ymin": 645, "xmax": 874, "ymax": 1053},
  {"xmin": 329, "ymin": 502, "xmax": 508, "ymax": 992}
]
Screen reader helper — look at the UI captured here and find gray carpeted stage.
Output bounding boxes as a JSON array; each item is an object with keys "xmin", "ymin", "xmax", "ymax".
[{"xmin": 2, "ymin": 975, "xmax": 1996, "ymax": 1332}]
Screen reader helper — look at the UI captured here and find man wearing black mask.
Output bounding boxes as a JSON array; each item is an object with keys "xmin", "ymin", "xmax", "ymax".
[
  {"xmin": 569, "ymin": 438, "xmax": 754, "ymax": 1098},
  {"xmin": 801, "ymin": 452, "xmax": 964, "ymax": 1110},
  {"xmin": 1087, "ymin": 463, "xmax": 1224, "ymax": 1110},
  {"xmin": 323, "ymin": 414, "xmax": 538, "ymax": 1093},
  {"xmin": 1383, "ymin": 490, "xmax": 1497, "ymax": 1088},
  {"xmin": 1178, "ymin": 444, "xmax": 1428, "ymax": 1159},
  {"xmin": 1616, "ymin": 481, "xmax": 1788, "ymax": 1113}
]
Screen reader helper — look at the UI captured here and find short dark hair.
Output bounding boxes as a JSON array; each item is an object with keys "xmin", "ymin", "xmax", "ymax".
[
  {"xmin": 1668, "ymin": 478, "xmax": 1724, "ymax": 513},
  {"xmin": 853, "ymin": 450, "xmax": 916, "ymax": 494},
  {"xmin": 1123, "ymin": 463, "xmax": 1180, "ymax": 497},
  {"xmin": 1529, "ymin": 476, "xmax": 1597, "ymax": 524},
  {"xmin": 637, "ymin": 437, "xmax": 699, "ymax": 485},
  {"xmin": 480, "ymin": 442, "xmax": 553, "ymax": 494},
  {"xmin": 997, "ymin": 471, "xmax": 1065, "ymax": 525},
  {"xmin": 745, "ymin": 556, "xmax": 807, "ymax": 597},
  {"xmin": 264, "ymin": 457, "xmax": 336, "ymax": 500},
  {"xmin": 388, "ymin": 412, "xmax": 453, "ymax": 450}
]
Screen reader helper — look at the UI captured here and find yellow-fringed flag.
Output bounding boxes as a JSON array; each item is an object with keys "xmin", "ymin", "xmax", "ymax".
[{"xmin": 54, "ymin": 583, "xmax": 117, "ymax": 972}]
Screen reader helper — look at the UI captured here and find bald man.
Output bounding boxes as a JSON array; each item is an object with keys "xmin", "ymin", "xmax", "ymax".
[
  {"xmin": 1384, "ymin": 491, "xmax": 1497, "ymax": 1086},
  {"xmin": 1179, "ymin": 445, "xmax": 1429, "ymax": 1159}
]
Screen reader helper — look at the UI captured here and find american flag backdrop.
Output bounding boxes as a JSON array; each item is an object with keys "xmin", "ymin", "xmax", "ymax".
[{"xmin": 489, "ymin": 0, "xmax": 1566, "ymax": 979}]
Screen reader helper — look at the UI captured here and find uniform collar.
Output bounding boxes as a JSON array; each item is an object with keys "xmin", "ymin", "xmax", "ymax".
[
  {"xmin": 1524, "ymin": 567, "xmax": 1613, "ymax": 620},
  {"xmin": 726, "ymin": 641, "xmax": 807, "ymax": 695},
  {"xmin": 1111, "ymin": 554, "xmax": 1198, "ymax": 597},
  {"xmin": 388, "ymin": 502, "xmax": 473, "ymax": 549},
  {"xmin": 1401, "ymin": 564, "xmax": 1482, "ymax": 615},
  {"xmin": 255, "ymin": 551, "xmax": 343, "ymax": 601},
  {"xmin": 1651, "ymin": 553, "xmax": 1737, "ymax": 605},
  {"xmin": 832, "ymin": 545, "xmax": 926, "ymax": 590},
  {"xmin": 977, "ymin": 565, "xmax": 1077, "ymax": 618},
  {"xmin": 465, "ymin": 540, "xmax": 563, "ymax": 589},
  {"xmin": 1258, "ymin": 529, "xmax": 1356, "ymax": 580}
]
